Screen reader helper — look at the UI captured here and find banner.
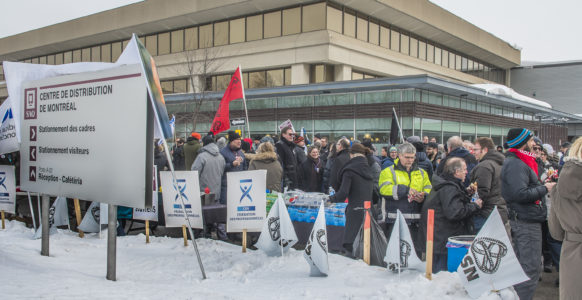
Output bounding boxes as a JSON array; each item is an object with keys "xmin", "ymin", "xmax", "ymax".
[
  {"xmin": 384, "ymin": 210, "xmax": 425, "ymax": 272},
  {"xmin": 303, "ymin": 201, "xmax": 329, "ymax": 276},
  {"xmin": 256, "ymin": 194, "xmax": 298, "ymax": 256},
  {"xmin": 134, "ymin": 34, "xmax": 173, "ymax": 139},
  {"xmin": 133, "ymin": 166, "xmax": 159, "ymax": 222},
  {"xmin": 0, "ymin": 100, "xmax": 19, "ymax": 155},
  {"xmin": 458, "ymin": 208, "xmax": 528, "ymax": 298},
  {"xmin": 226, "ymin": 170, "xmax": 267, "ymax": 232},
  {"xmin": 278, "ymin": 119, "xmax": 295, "ymax": 133},
  {"xmin": 0, "ymin": 165, "xmax": 16, "ymax": 214},
  {"xmin": 160, "ymin": 171, "xmax": 203, "ymax": 228},
  {"xmin": 210, "ymin": 67, "xmax": 244, "ymax": 135},
  {"xmin": 34, "ymin": 197, "xmax": 69, "ymax": 239}
]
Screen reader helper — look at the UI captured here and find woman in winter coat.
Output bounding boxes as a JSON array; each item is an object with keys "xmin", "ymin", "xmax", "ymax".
[
  {"xmin": 248, "ymin": 142, "xmax": 283, "ymax": 193},
  {"xmin": 548, "ymin": 137, "xmax": 582, "ymax": 300},
  {"xmin": 322, "ymin": 142, "xmax": 337, "ymax": 193},
  {"xmin": 421, "ymin": 157, "xmax": 482, "ymax": 273},
  {"xmin": 329, "ymin": 143, "xmax": 374, "ymax": 253},
  {"xmin": 299, "ymin": 146, "xmax": 324, "ymax": 192}
]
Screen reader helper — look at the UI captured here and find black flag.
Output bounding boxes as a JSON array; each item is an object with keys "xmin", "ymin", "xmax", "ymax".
[{"xmin": 390, "ymin": 108, "xmax": 400, "ymax": 145}]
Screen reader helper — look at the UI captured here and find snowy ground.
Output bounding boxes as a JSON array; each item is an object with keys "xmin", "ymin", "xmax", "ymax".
[{"xmin": 0, "ymin": 220, "xmax": 516, "ymax": 300}]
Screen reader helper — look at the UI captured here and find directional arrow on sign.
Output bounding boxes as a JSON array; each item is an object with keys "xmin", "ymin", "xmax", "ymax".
[
  {"xmin": 30, "ymin": 126, "xmax": 37, "ymax": 141},
  {"xmin": 29, "ymin": 166, "xmax": 36, "ymax": 182},
  {"xmin": 30, "ymin": 146, "xmax": 37, "ymax": 161}
]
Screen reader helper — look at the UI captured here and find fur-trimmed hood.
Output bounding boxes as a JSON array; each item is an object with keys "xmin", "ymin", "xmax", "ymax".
[{"xmin": 247, "ymin": 151, "xmax": 278, "ymax": 163}]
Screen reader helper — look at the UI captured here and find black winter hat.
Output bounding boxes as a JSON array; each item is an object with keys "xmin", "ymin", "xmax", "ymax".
[
  {"xmin": 504, "ymin": 128, "xmax": 533, "ymax": 149},
  {"xmin": 227, "ymin": 130, "xmax": 241, "ymax": 143},
  {"xmin": 202, "ymin": 135, "xmax": 214, "ymax": 145}
]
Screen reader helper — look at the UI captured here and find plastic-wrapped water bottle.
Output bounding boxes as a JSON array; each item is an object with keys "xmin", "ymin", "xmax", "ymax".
[
  {"xmin": 328, "ymin": 187, "xmax": 335, "ymax": 196},
  {"xmin": 471, "ymin": 191, "xmax": 479, "ymax": 203}
]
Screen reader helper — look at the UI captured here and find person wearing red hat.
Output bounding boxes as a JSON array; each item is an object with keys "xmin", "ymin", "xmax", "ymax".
[
  {"xmin": 294, "ymin": 136, "xmax": 307, "ymax": 165},
  {"xmin": 184, "ymin": 132, "xmax": 202, "ymax": 170}
]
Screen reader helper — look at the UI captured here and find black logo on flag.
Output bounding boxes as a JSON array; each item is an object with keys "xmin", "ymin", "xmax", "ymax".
[
  {"xmin": 400, "ymin": 240, "xmax": 412, "ymax": 268},
  {"xmin": 470, "ymin": 237, "xmax": 508, "ymax": 274},
  {"xmin": 268, "ymin": 217, "xmax": 280, "ymax": 241},
  {"xmin": 91, "ymin": 205, "xmax": 101, "ymax": 223}
]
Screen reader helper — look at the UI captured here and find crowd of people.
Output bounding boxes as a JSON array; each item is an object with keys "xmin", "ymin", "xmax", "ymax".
[{"xmin": 162, "ymin": 127, "xmax": 579, "ymax": 300}]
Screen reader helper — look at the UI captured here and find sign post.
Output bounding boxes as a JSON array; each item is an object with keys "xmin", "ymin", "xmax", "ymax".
[
  {"xmin": 106, "ymin": 204, "xmax": 117, "ymax": 281},
  {"xmin": 41, "ymin": 194, "xmax": 49, "ymax": 256},
  {"xmin": 73, "ymin": 198, "xmax": 84, "ymax": 238},
  {"xmin": 363, "ymin": 201, "xmax": 371, "ymax": 265},
  {"xmin": 145, "ymin": 220, "xmax": 150, "ymax": 243},
  {"xmin": 425, "ymin": 209, "xmax": 434, "ymax": 280}
]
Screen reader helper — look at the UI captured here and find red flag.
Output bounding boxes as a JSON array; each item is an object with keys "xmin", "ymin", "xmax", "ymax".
[{"xmin": 210, "ymin": 67, "xmax": 244, "ymax": 135}]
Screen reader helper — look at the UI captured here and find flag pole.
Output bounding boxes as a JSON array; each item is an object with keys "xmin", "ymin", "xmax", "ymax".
[
  {"xmin": 239, "ymin": 65, "xmax": 251, "ymax": 138},
  {"xmin": 392, "ymin": 107, "xmax": 404, "ymax": 144}
]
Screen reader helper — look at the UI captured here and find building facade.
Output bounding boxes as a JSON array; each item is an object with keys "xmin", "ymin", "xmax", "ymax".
[{"xmin": 0, "ymin": 0, "xmax": 577, "ymax": 147}]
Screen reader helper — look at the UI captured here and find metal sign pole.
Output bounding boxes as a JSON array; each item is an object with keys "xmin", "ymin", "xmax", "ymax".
[
  {"xmin": 106, "ymin": 204, "xmax": 117, "ymax": 281},
  {"xmin": 41, "ymin": 194, "xmax": 50, "ymax": 256}
]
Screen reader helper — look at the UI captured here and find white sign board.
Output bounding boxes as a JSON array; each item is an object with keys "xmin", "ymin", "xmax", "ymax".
[
  {"xmin": 19, "ymin": 64, "xmax": 151, "ymax": 208},
  {"xmin": 230, "ymin": 118, "xmax": 245, "ymax": 126},
  {"xmin": 0, "ymin": 100, "xmax": 19, "ymax": 155},
  {"xmin": 0, "ymin": 165, "xmax": 16, "ymax": 213},
  {"xmin": 160, "ymin": 171, "xmax": 203, "ymax": 228},
  {"xmin": 133, "ymin": 166, "xmax": 159, "ymax": 221},
  {"xmin": 226, "ymin": 170, "xmax": 267, "ymax": 232}
]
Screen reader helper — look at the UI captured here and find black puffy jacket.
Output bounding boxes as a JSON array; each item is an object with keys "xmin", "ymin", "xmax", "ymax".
[
  {"xmin": 501, "ymin": 151, "xmax": 548, "ymax": 222},
  {"xmin": 421, "ymin": 174, "xmax": 480, "ymax": 254},
  {"xmin": 275, "ymin": 139, "xmax": 298, "ymax": 190}
]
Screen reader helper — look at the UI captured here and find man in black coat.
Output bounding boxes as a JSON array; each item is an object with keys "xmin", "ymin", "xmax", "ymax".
[
  {"xmin": 469, "ymin": 137, "xmax": 508, "ymax": 232},
  {"xmin": 329, "ymin": 138, "xmax": 351, "ymax": 192},
  {"xmin": 275, "ymin": 126, "xmax": 299, "ymax": 190},
  {"xmin": 501, "ymin": 128, "xmax": 556, "ymax": 300},
  {"xmin": 436, "ymin": 136, "xmax": 477, "ymax": 187},
  {"xmin": 421, "ymin": 157, "xmax": 482, "ymax": 273}
]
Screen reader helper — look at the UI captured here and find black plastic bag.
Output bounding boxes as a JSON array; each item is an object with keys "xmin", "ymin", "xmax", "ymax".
[{"xmin": 352, "ymin": 209, "xmax": 388, "ymax": 267}]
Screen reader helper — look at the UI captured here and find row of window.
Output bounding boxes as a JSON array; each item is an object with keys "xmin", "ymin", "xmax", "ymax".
[
  {"xmin": 2, "ymin": 1, "xmax": 508, "ymax": 85},
  {"xmin": 161, "ymin": 67, "xmax": 292, "ymax": 93},
  {"xmin": 166, "ymin": 89, "xmax": 535, "ymax": 123}
]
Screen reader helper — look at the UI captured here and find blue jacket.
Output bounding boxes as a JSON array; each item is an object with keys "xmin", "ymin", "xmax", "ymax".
[
  {"xmin": 436, "ymin": 148, "xmax": 477, "ymax": 187},
  {"xmin": 219, "ymin": 146, "xmax": 247, "ymax": 204}
]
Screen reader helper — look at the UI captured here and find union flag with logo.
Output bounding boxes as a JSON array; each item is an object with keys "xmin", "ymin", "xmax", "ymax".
[{"xmin": 210, "ymin": 67, "xmax": 245, "ymax": 135}]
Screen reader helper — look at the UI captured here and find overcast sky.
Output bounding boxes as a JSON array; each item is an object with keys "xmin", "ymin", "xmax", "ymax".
[{"xmin": 1, "ymin": 0, "xmax": 580, "ymax": 63}]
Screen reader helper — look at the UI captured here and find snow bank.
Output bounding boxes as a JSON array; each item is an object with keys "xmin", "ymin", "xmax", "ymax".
[
  {"xmin": 0, "ymin": 220, "xmax": 516, "ymax": 299},
  {"xmin": 471, "ymin": 84, "xmax": 552, "ymax": 109}
]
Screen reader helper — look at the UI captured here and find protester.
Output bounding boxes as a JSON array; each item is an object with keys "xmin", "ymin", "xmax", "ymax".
[
  {"xmin": 423, "ymin": 136, "xmax": 429, "ymax": 145},
  {"xmin": 559, "ymin": 141, "xmax": 571, "ymax": 167},
  {"xmin": 380, "ymin": 146, "xmax": 388, "ymax": 159},
  {"xmin": 259, "ymin": 135, "xmax": 275, "ymax": 146},
  {"xmin": 299, "ymin": 146, "xmax": 324, "ymax": 192},
  {"xmin": 184, "ymin": 132, "xmax": 202, "ymax": 170},
  {"xmin": 429, "ymin": 137, "xmax": 437, "ymax": 143},
  {"xmin": 469, "ymin": 137, "xmax": 508, "ymax": 232},
  {"xmin": 319, "ymin": 136, "xmax": 330, "ymax": 164},
  {"xmin": 172, "ymin": 138, "xmax": 186, "ymax": 170},
  {"xmin": 548, "ymin": 136, "xmax": 582, "ymax": 299},
  {"xmin": 248, "ymin": 142, "xmax": 283, "ymax": 193},
  {"xmin": 154, "ymin": 143, "xmax": 170, "ymax": 181},
  {"xmin": 426, "ymin": 142, "xmax": 439, "ymax": 171},
  {"xmin": 329, "ymin": 143, "xmax": 374, "ymax": 253},
  {"xmin": 252, "ymin": 137, "xmax": 261, "ymax": 151},
  {"xmin": 421, "ymin": 158, "xmax": 482, "ymax": 272},
  {"xmin": 409, "ymin": 139, "xmax": 434, "ymax": 179},
  {"xmin": 496, "ymin": 145, "xmax": 504, "ymax": 153},
  {"xmin": 463, "ymin": 140, "xmax": 475, "ymax": 154},
  {"xmin": 275, "ymin": 126, "xmax": 299, "ymax": 190},
  {"xmin": 294, "ymin": 136, "xmax": 307, "ymax": 165},
  {"xmin": 322, "ymin": 142, "xmax": 337, "ymax": 193},
  {"xmin": 501, "ymin": 128, "xmax": 555, "ymax": 300},
  {"xmin": 216, "ymin": 136, "xmax": 227, "ymax": 150},
  {"xmin": 219, "ymin": 131, "xmax": 247, "ymax": 204},
  {"xmin": 436, "ymin": 136, "xmax": 477, "ymax": 187},
  {"xmin": 379, "ymin": 143, "xmax": 432, "ymax": 254},
  {"xmin": 191, "ymin": 135, "xmax": 225, "ymax": 199},
  {"xmin": 329, "ymin": 138, "xmax": 351, "ymax": 192},
  {"xmin": 381, "ymin": 145, "xmax": 398, "ymax": 170}
]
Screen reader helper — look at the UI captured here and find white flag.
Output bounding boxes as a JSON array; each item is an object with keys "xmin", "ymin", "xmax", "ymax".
[
  {"xmin": 384, "ymin": 210, "xmax": 425, "ymax": 272},
  {"xmin": 0, "ymin": 100, "xmax": 19, "ymax": 155},
  {"xmin": 78, "ymin": 201, "xmax": 101, "ymax": 233},
  {"xmin": 34, "ymin": 197, "xmax": 69, "ymax": 239},
  {"xmin": 458, "ymin": 208, "xmax": 528, "ymax": 298},
  {"xmin": 303, "ymin": 201, "xmax": 329, "ymax": 276},
  {"xmin": 256, "ymin": 194, "xmax": 297, "ymax": 256}
]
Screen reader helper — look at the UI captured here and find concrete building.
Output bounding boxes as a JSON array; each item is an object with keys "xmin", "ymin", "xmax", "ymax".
[
  {"xmin": 1, "ymin": 0, "xmax": 578, "ymax": 147},
  {"xmin": 511, "ymin": 61, "xmax": 582, "ymax": 140}
]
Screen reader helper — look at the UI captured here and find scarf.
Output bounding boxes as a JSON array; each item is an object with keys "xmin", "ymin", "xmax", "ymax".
[{"xmin": 509, "ymin": 148, "xmax": 538, "ymax": 176}]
